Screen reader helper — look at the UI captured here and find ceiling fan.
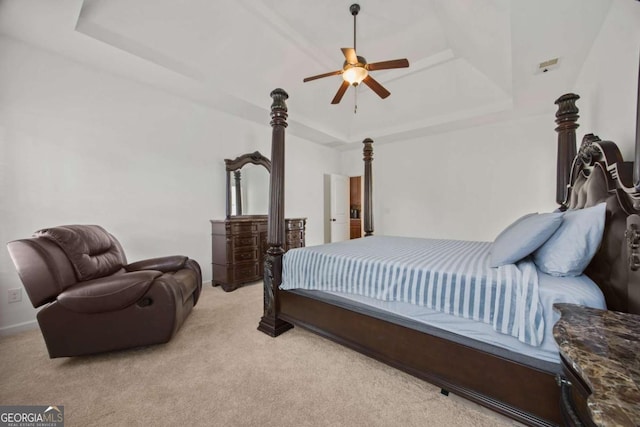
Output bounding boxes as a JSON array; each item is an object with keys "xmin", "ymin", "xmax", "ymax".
[{"xmin": 303, "ymin": 3, "xmax": 410, "ymax": 105}]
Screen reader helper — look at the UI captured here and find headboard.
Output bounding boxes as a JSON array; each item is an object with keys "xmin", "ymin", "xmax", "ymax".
[{"xmin": 555, "ymin": 95, "xmax": 640, "ymax": 314}]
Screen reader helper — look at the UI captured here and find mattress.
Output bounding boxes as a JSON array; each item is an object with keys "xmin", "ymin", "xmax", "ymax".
[
  {"xmin": 281, "ymin": 236, "xmax": 606, "ymax": 363},
  {"xmin": 282, "ymin": 236, "xmax": 545, "ymax": 345}
]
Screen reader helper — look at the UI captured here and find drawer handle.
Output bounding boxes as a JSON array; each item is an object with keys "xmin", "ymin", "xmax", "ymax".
[{"xmin": 555, "ymin": 374, "xmax": 572, "ymax": 387}]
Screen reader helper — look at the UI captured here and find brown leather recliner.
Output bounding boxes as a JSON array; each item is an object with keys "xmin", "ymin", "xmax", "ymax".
[{"xmin": 6, "ymin": 225, "xmax": 202, "ymax": 358}]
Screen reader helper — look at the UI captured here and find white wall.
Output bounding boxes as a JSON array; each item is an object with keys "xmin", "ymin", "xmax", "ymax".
[
  {"xmin": 341, "ymin": 114, "xmax": 558, "ymax": 242},
  {"xmin": 0, "ymin": 36, "xmax": 339, "ymax": 333},
  {"xmin": 574, "ymin": 0, "xmax": 640, "ymax": 160}
]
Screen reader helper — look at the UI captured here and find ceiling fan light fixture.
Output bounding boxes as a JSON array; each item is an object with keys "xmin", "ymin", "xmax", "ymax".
[
  {"xmin": 302, "ymin": 3, "xmax": 409, "ymax": 104},
  {"xmin": 343, "ymin": 66, "xmax": 368, "ymax": 86}
]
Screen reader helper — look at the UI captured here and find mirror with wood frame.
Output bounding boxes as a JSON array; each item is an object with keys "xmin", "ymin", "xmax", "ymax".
[{"xmin": 225, "ymin": 151, "xmax": 271, "ymax": 218}]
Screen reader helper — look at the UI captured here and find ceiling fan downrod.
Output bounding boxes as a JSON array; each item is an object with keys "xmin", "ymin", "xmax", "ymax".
[
  {"xmin": 350, "ymin": 4, "xmax": 360, "ymax": 53},
  {"xmin": 351, "ymin": 4, "xmax": 361, "ymax": 114}
]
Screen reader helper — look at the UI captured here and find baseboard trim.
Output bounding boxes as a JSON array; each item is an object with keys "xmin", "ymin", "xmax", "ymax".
[{"xmin": 0, "ymin": 320, "xmax": 38, "ymax": 337}]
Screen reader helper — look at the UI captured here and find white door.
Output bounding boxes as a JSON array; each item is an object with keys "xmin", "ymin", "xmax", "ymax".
[{"xmin": 330, "ymin": 174, "xmax": 350, "ymax": 242}]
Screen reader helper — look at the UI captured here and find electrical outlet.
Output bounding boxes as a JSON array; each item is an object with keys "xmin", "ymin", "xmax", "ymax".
[{"xmin": 8, "ymin": 288, "xmax": 22, "ymax": 303}]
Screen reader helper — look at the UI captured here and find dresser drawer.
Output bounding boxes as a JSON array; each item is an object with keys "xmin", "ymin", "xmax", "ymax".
[
  {"xmin": 232, "ymin": 262, "xmax": 260, "ymax": 283},
  {"xmin": 233, "ymin": 247, "xmax": 258, "ymax": 263},
  {"xmin": 286, "ymin": 230, "xmax": 303, "ymax": 245},
  {"xmin": 229, "ymin": 222, "xmax": 257, "ymax": 234},
  {"xmin": 232, "ymin": 234, "xmax": 258, "ymax": 248},
  {"xmin": 287, "ymin": 229, "xmax": 303, "ymax": 240},
  {"xmin": 286, "ymin": 219, "xmax": 305, "ymax": 231}
]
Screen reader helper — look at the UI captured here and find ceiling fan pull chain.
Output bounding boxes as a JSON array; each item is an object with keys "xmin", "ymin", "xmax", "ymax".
[{"xmin": 354, "ymin": 87, "xmax": 358, "ymax": 114}]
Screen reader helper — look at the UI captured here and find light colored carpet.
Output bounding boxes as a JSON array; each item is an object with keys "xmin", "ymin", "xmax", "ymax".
[{"xmin": 0, "ymin": 282, "xmax": 522, "ymax": 426}]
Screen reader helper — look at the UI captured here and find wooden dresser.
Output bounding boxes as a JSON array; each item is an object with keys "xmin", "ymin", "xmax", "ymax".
[
  {"xmin": 553, "ymin": 304, "xmax": 640, "ymax": 426},
  {"xmin": 210, "ymin": 216, "xmax": 306, "ymax": 291}
]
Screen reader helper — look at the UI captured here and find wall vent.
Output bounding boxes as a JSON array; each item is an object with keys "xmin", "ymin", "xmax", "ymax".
[{"xmin": 535, "ymin": 57, "xmax": 560, "ymax": 74}]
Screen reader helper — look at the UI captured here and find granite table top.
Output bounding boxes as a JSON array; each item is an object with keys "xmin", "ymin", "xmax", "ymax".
[{"xmin": 553, "ymin": 303, "xmax": 640, "ymax": 427}]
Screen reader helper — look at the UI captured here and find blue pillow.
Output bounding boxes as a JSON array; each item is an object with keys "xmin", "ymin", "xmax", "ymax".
[
  {"xmin": 533, "ymin": 203, "xmax": 606, "ymax": 276},
  {"xmin": 489, "ymin": 212, "xmax": 564, "ymax": 267}
]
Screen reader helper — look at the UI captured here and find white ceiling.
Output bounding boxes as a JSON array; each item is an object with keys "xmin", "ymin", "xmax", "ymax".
[{"xmin": 0, "ymin": 0, "xmax": 615, "ymax": 148}]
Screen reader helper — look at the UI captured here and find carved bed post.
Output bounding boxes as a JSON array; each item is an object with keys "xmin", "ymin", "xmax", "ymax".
[
  {"xmin": 554, "ymin": 93, "xmax": 580, "ymax": 208},
  {"xmin": 258, "ymin": 88, "xmax": 293, "ymax": 337},
  {"xmin": 363, "ymin": 138, "xmax": 374, "ymax": 237},
  {"xmin": 233, "ymin": 171, "xmax": 242, "ymax": 215}
]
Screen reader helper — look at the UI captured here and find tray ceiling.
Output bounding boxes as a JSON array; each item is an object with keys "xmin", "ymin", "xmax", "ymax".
[{"xmin": 0, "ymin": 0, "xmax": 614, "ymax": 148}]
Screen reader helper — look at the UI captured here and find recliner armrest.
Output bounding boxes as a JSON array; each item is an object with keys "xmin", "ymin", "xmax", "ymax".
[
  {"xmin": 57, "ymin": 270, "xmax": 162, "ymax": 313},
  {"xmin": 124, "ymin": 255, "xmax": 188, "ymax": 273}
]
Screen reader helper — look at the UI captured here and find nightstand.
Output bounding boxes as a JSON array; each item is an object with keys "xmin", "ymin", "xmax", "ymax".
[{"xmin": 553, "ymin": 304, "xmax": 640, "ymax": 426}]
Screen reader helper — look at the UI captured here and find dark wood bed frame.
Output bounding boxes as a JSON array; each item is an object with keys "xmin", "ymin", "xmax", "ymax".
[{"xmin": 257, "ymin": 88, "xmax": 640, "ymax": 426}]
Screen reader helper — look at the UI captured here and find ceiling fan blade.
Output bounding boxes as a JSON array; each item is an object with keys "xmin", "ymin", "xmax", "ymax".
[
  {"xmin": 363, "ymin": 75, "xmax": 390, "ymax": 99},
  {"xmin": 331, "ymin": 80, "xmax": 351, "ymax": 104},
  {"xmin": 366, "ymin": 58, "xmax": 410, "ymax": 71},
  {"xmin": 341, "ymin": 47, "xmax": 358, "ymax": 64},
  {"xmin": 303, "ymin": 70, "xmax": 343, "ymax": 83}
]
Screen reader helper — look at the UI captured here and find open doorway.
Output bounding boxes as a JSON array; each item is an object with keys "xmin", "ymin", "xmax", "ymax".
[
  {"xmin": 324, "ymin": 174, "xmax": 350, "ymax": 243},
  {"xmin": 324, "ymin": 174, "xmax": 364, "ymax": 243}
]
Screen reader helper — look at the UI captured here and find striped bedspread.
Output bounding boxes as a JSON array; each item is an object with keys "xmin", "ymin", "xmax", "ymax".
[{"xmin": 281, "ymin": 236, "xmax": 544, "ymax": 346}]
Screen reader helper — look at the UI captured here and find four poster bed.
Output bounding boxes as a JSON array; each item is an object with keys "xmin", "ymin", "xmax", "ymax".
[{"xmin": 257, "ymin": 89, "xmax": 640, "ymax": 427}]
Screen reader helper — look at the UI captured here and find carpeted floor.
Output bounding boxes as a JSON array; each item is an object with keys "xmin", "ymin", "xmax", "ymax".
[{"xmin": 0, "ymin": 282, "xmax": 522, "ymax": 426}]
